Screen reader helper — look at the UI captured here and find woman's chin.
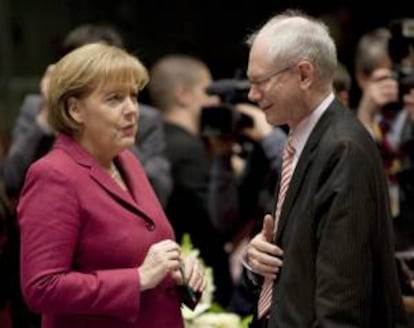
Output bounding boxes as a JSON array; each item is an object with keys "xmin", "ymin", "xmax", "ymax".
[{"xmin": 117, "ymin": 138, "xmax": 135, "ymax": 151}]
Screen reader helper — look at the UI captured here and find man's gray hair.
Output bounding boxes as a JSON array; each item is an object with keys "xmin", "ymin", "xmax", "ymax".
[{"xmin": 247, "ymin": 10, "xmax": 337, "ymax": 83}]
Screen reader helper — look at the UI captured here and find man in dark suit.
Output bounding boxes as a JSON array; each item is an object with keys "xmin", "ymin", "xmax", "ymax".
[{"xmin": 243, "ymin": 10, "xmax": 406, "ymax": 327}]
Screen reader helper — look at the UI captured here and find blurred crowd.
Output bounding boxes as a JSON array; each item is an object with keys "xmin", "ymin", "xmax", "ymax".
[{"xmin": 0, "ymin": 16, "xmax": 414, "ymax": 327}]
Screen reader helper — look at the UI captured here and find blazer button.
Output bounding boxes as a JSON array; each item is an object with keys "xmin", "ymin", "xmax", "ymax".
[{"xmin": 146, "ymin": 222, "xmax": 155, "ymax": 231}]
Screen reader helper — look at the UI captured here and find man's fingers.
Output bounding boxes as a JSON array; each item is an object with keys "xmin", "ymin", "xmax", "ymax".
[{"xmin": 262, "ymin": 214, "xmax": 274, "ymax": 242}]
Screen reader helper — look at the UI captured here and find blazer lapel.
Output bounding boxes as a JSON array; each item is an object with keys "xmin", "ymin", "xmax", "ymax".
[
  {"xmin": 116, "ymin": 153, "xmax": 143, "ymax": 206},
  {"xmin": 89, "ymin": 165, "xmax": 137, "ymax": 209},
  {"xmin": 116, "ymin": 152, "xmax": 163, "ymax": 219},
  {"xmin": 89, "ymin": 154, "xmax": 158, "ymax": 227},
  {"xmin": 275, "ymin": 102, "xmax": 337, "ymax": 242},
  {"xmin": 54, "ymin": 134, "xmax": 156, "ymax": 226}
]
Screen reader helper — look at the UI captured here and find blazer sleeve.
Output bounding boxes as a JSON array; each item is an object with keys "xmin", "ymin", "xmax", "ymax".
[
  {"xmin": 18, "ymin": 162, "xmax": 140, "ymax": 323},
  {"xmin": 313, "ymin": 140, "xmax": 385, "ymax": 326}
]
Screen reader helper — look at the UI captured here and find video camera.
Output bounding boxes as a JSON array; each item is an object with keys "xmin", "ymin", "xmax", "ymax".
[
  {"xmin": 200, "ymin": 79, "xmax": 253, "ymax": 138},
  {"xmin": 388, "ymin": 18, "xmax": 414, "ymax": 104}
]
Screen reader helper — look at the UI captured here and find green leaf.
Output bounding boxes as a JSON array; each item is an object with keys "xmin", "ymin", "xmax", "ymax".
[
  {"xmin": 181, "ymin": 233, "xmax": 194, "ymax": 254},
  {"xmin": 208, "ymin": 302, "xmax": 225, "ymax": 313},
  {"xmin": 240, "ymin": 315, "xmax": 253, "ymax": 328}
]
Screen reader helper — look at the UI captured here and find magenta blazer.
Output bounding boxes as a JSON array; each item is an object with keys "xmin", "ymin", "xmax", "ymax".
[{"xmin": 18, "ymin": 134, "xmax": 184, "ymax": 328}]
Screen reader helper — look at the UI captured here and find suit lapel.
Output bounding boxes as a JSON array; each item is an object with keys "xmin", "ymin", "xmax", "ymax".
[{"xmin": 275, "ymin": 102, "xmax": 337, "ymax": 242}]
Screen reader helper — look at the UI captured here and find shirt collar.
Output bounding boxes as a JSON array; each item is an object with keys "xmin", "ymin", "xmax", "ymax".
[{"xmin": 290, "ymin": 92, "xmax": 335, "ymax": 158}]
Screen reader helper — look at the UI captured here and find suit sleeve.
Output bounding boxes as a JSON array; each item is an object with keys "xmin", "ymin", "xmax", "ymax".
[
  {"xmin": 18, "ymin": 163, "xmax": 140, "ymax": 323},
  {"xmin": 314, "ymin": 140, "xmax": 383, "ymax": 326}
]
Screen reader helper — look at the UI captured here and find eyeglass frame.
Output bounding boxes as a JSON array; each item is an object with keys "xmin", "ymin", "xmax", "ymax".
[{"xmin": 248, "ymin": 63, "xmax": 297, "ymax": 91}]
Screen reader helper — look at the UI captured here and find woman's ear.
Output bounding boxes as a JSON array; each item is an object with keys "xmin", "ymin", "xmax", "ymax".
[{"xmin": 67, "ymin": 97, "xmax": 83, "ymax": 124}]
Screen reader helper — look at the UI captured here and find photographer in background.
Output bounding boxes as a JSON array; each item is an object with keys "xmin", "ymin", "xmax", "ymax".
[
  {"xmin": 386, "ymin": 18, "xmax": 414, "ymax": 172},
  {"xmin": 382, "ymin": 18, "xmax": 414, "ymax": 251},
  {"xmin": 354, "ymin": 27, "xmax": 402, "ymax": 219},
  {"xmin": 354, "ymin": 27, "xmax": 398, "ymax": 143},
  {"xmin": 378, "ymin": 18, "xmax": 414, "ymax": 325},
  {"xmin": 202, "ymin": 81, "xmax": 287, "ymax": 239}
]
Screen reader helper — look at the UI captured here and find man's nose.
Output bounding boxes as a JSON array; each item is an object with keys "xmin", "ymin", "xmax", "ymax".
[{"xmin": 248, "ymin": 86, "xmax": 261, "ymax": 102}]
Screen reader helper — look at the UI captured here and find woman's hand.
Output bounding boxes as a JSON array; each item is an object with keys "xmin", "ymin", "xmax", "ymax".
[
  {"xmin": 172, "ymin": 256, "xmax": 207, "ymax": 294},
  {"xmin": 138, "ymin": 239, "xmax": 181, "ymax": 291}
]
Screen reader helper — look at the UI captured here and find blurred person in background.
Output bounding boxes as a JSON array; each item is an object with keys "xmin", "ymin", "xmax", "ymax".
[
  {"xmin": 353, "ymin": 29, "xmax": 405, "ymax": 270},
  {"xmin": 18, "ymin": 43, "xmax": 205, "ymax": 328},
  {"xmin": 354, "ymin": 27, "xmax": 400, "ymax": 188},
  {"xmin": 354, "ymin": 28, "xmax": 398, "ymax": 141},
  {"xmin": 382, "ymin": 18, "xmax": 414, "ymax": 324},
  {"xmin": 149, "ymin": 54, "xmax": 234, "ymax": 307},
  {"xmin": 333, "ymin": 62, "xmax": 352, "ymax": 107},
  {"xmin": 0, "ymin": 182, "xmax": 13, "ymax": 328},
  {"xmin": 212, "ymin": 102, "xmax": 287, "ymax": 317}
]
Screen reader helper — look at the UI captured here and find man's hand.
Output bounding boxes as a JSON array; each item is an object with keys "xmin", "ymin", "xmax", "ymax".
[
  {"xmin": 235, "ymin": 103, "xmax": 273, "ymax": 142},
  {"xmin": 246, "ymin": 214, "xmax": 283, "ymax": 279}
]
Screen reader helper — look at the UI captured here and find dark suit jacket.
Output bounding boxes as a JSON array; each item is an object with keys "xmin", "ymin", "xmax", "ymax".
[
  {"xmin": 17, "ymin": 134, "xmax": 184, "ymax": 328},
  {"xmin": 265, "ymin": 99, "xmax": 406, "ymax": 327},
  {"xmin": 164, "ymin": 123, "xmax": 233, "ymax": 306}
]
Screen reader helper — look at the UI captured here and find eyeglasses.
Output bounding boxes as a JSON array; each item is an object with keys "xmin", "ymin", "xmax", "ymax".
[{"xmin": 249, "ymin": 64, "xmax": 296, "ymax": 91}]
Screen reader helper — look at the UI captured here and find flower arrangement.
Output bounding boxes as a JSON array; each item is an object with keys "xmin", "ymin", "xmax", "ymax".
[{"xmin": 180, "ymin": 234, "xmax": 253, "ymax": 328}]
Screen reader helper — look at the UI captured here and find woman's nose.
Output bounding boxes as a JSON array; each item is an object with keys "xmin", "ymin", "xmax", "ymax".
[{"xmin": 125, "ymin": 97, "xmax": 138, "ymax": 113}]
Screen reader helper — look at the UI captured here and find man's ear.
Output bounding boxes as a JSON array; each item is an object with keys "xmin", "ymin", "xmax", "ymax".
[
  {"xmin": 297, "ymin": 61, "xmax": 314, "ymax": 89},
  {"xmin": 175, "ymin": 84, "xmax": 191, "ymax": 107},
  {"xmin": 67, "ymin": 97, "xmax": 83, "ymax": 124}
]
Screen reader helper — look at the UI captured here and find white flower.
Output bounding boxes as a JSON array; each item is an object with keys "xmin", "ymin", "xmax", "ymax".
[
  {"xmin": 180, "ymin": 234, "xmax": 215, "ymax": 311},
  {"xmin": 185, "ymin": 312, "xmax": 241, "ymax": 328},
  {"xmin": 180, "ymin": 234, "xmax": 252, "ymax": 328}
]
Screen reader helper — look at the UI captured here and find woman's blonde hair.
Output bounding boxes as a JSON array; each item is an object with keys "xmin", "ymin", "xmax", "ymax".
[{"xmin": 46, "ymin": 43, "xmax": 149, "ymax": 135}]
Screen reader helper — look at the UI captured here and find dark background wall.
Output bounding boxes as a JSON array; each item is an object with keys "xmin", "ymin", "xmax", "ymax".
[{"xmin": 0, "ymin": 0, "xmax": 413, "ymax": 150}]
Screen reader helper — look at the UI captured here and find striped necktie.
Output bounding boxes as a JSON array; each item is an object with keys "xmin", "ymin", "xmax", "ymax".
[{"xmin": 257, "ymin": 135, "xmax": 296, "ymax": 319}]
